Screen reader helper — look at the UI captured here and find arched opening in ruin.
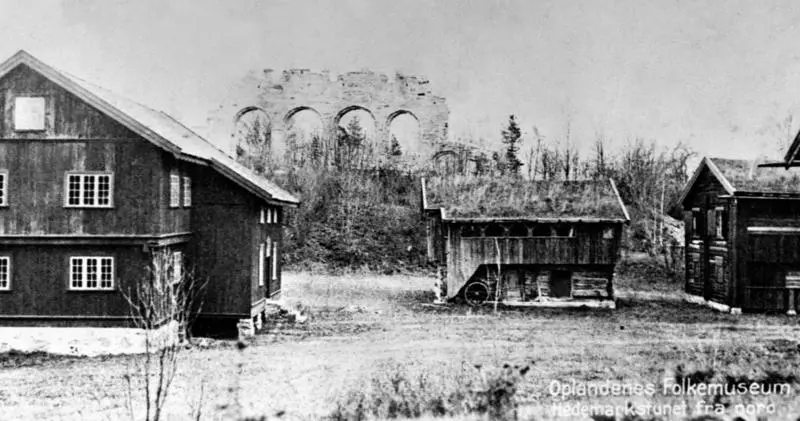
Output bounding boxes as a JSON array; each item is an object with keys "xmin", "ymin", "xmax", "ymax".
[
  {"xmin": 334, "ymin": 106, "xmax": 377, "ymax": 168},
  {"xmin": 387, "ymin": 110, "xmax": 421, "ymax": 157},
  {"xmin": 284, "ymin": 106, "xmax": 325, "ymax": 165},
  {"xmin": 336, "ymin": 106, "xmax": 377, "ymax": 143},
  {"xmin": 233, "ymin": 107, "xmax": 273, "ymax": 158},
  {"xmin": 284, "ymin": 106, "xmax": 324, "ymax": 136}
]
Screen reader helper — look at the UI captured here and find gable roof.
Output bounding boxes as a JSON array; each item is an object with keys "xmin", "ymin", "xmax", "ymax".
[
  {"xmin": 676, "ymin": 157, "xmax": 800, "ymax": 207},
  {"xmin": 0, "ymin": 50, "xmax": 298, "ymax": 206},
  {"xmin": 422, "ymin": 175, "xmax": 630, "ymax": 222},
  {"xmin": 784, "ymin": 128, "xmax": 800, "ymax": 168}
]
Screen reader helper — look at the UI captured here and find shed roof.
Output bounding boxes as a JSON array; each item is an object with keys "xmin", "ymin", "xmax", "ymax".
[
  {"xmin": 677, "ymin": 157, "xmax": 800, "ymax": 207},
  {"xmin": 0, "ymin": 50, "xmax": 299, "ymax": 206},
  {"xmin": 422, "ymin": 176, "xmax": 630, "ymax": 222}
]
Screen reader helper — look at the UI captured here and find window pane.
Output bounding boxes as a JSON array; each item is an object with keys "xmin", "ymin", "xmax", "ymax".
[
  {"xmin": 0, "ymin": 258, "xmax": 8, "ymax": 289},
  {"xmin": 170, "ymin": 174, "xmax": 180, "ymax": 207},
  {"xmin": 83, "ymin": 175, "xmax": 95, "ymax": 205},
  {"xmin": 97, "ymin": 175, "xmax": 111, "ymax": 206},
  {"xmin": 272, "ymin": 243, "xmax": 278, "ymax": 280},
  {"xmin": 100, "ymin": 258, "xmax": 113, "ymax": 289},
  {"xmin": 258, "ymin": 243, "xmax": 265, "ymax": 286},
  {"xmin": 182, "ymin": 177, "xmax": 191, "ymax": 207},
  {"xmin": 0, "ymin": 173, "xmax": 5, "ymax": 205},
  {"xmin": 68, "ymin": 175, "xmax": 81, "ymax": 205},
  {"xmin": 86, "ymin": 259, "xmax": 98, "ymax": 288},
  {"xmin": 71, "ymin": 258, "xmax": 83, "ymax": 288}
]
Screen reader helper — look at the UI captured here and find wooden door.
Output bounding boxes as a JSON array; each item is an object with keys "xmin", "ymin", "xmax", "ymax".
[{"xmin": 550, "ymin": 270, "xmax": 572, "ymax": 298}]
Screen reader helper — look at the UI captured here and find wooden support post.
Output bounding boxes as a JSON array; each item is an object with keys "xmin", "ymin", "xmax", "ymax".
[{"xmin": 788, "ymin": 289, "xmax": 797, "ymax": 316}]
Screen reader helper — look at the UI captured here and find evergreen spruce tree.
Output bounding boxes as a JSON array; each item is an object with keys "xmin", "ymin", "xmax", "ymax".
[{"xmin": 501, "ymin": 114, "xmax": 523, "ymax": 176}]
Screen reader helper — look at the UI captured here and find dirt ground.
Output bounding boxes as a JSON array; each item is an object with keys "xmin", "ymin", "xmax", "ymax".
[{"xmin": 1, "ymin": 265, "xmax": 800, "ymax": 420}]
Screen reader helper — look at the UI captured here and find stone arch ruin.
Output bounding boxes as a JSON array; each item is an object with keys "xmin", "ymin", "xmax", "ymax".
[{"xmin": 206, "ymin": 68, "xmax": 450, "ymax": 162}]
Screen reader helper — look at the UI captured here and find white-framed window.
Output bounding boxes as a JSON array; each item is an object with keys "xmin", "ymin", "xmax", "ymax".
[
  {"xmin": 258, "ymin": 242, "xmax": 266, "ymax": 286},
  {"xmin": 170, "ymin": 173, "xmax": 180, "ymax": 208},
  {"xmin": 691, "ymin": 207, "xmax": 704, "ymax": 238},
  {"xmin": 786, "ymin": 271, "xmax": 800, "ymax": 289},
  {"xmin": 69, "ymin": 256, "xmax": 114, "ymax": 290},
  {"xmin": 271, "ymin": 242, "xmax": 278, "ymax": 280},
  {"xmin": 182, "ymin": 176, "xmax": 191, "ymax": 207},
  {"xmin": 715, "ymin": 207, "xmax": 727, "ymax": 239},
  {"xmin": 260, "ymin": 207, "xmax": 265, "ymax": 224},
  {"xmin": 0, "ymin": 256, "xmax": 10, "ymax": 290},
  {"xmin": 14, "ymin": 97, "xmax": 45, "ymax": 131},
  {"xmin": 0, "ymin": 170, "xmax": 7, "ymax": 206},
  {"xmin": 65, "ymin": 173, "xmax": 113, "ymax": 207}
]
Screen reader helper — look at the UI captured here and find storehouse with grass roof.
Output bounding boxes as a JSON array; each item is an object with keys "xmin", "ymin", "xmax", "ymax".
[
  {"xmin": 421, "ymin": 176, "xmax": 630, "ymax": 307},
  {"xmin": 675, "ymin": 157, "xmax": 800, "ymax": 315}
]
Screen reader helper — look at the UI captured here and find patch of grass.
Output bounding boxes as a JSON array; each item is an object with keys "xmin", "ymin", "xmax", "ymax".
[
  {"xmin": 329, "ymin": 360, "xmax": 531, "ymax": 421},
  {"xmin": 0, "ymin": 350, "xmax": 83, "ymax": 369},
  {"xmin": 5, "ymin": 272, "xmax": 800, "ymax": 420},
  {"xmin": 615, "ymin": 255, "xmax": 683, "ymax": 294}
]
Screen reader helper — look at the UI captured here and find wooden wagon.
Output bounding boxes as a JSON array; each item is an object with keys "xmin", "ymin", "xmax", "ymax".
[{"xmin": 422, "ymin": 176, "xmax": 630, "ymax": 307}]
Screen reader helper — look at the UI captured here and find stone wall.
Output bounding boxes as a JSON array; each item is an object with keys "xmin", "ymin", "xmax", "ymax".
[
  {"xmin": 0, "ymin": 321, "xmax": 179, "ymax": 357},
  {"xmin": 205, "ymin": 68, "xmax": 450, "ymax": 160}
]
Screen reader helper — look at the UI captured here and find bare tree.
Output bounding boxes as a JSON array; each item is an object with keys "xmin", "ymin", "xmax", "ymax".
[{"xmin": 122, "ymin": 249, "xmax": 208, "ymax": 421}]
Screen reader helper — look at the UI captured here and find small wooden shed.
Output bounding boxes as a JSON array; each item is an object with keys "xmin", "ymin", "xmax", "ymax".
[
  {"xmin": 422, "ymin": 176, "xmax": 630, "ymax": 307},
  {"xmin": 675, "ymin": 157, "xmax": 800, "ymax": 314}
]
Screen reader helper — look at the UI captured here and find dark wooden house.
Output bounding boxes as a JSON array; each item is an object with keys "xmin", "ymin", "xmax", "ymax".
[
  {"xmin": 422, "ymin": 176, "xmax": 629, "ymax": 307},
  {"xmin": 0, "ymin": 50, "xmax": 299, "ymax": 331},
  {"xmin": 675, "ymin": 157, "xmax": 800, "ymax": 314}
]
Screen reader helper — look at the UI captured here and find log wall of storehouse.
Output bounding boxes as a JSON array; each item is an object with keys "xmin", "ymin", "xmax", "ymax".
[
  {"xmin": 736, "ymin": 197, "xmax": 800, "ymax": 312},
  {"xmin": 678, "ymin": 157, "xmax": 800, "ymax": 313},
  {"xmin": 444, "ymin": 221, "xmax": 624, "ymax": 301}
]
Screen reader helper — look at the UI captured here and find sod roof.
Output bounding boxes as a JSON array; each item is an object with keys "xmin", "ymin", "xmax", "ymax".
[
  {"xmin": 423, "ymin": 176, "xmax": 629, "ymax": 221},
  {"xmin": 709, "ymin": 158, "xmax": 800, "ymax": 194}
]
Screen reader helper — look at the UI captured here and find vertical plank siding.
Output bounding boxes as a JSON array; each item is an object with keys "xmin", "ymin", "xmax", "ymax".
[
  {"xmin": 0, "ymin": 65, "xmax": 191, "ymax": 236},
  {"xmin": 188, "ymin": 166, "xmax": 254, "ymax": 317},
  {"xmin": 736, "ymin": 198, "xmax": 800, "ymax": 311},
  {"xmin": 0, "ymin": 245, "xmax": 149, "ymax": 322},
  {"xmin": 680, "ymin": 166, "xmax": 734, "ymax": 305},
  {"xmin": 0, "ymin": 63, "xmax": 280, "ymax": 324},
  {"xmin": 443, "ymin": 222, "xmax": 623, "ymax": 300}
]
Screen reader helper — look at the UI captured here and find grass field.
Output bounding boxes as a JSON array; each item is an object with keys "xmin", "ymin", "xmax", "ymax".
[{"xmin": 1, "ymin": 259, "xmax": 800, "ymax": 420}]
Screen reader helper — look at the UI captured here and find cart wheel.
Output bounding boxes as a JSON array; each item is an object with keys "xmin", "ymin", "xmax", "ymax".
[{"xmin": 463, "ymin": 281, "xmax": 490, "ymax": 306}]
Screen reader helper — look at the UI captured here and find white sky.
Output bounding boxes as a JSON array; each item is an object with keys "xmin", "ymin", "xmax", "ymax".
[{"xmin": 4, "ymin": 0, "xmax": 800, "ymax": 160}]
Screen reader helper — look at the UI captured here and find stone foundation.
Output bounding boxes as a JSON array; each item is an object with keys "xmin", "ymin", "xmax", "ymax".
[
  {"xmin": 684, "ymin": 294, "xmax": 737, "ymax": 314},
  {"xmin": 0, "ymin": 321, "xmax": 179, "ymax": 357}
]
